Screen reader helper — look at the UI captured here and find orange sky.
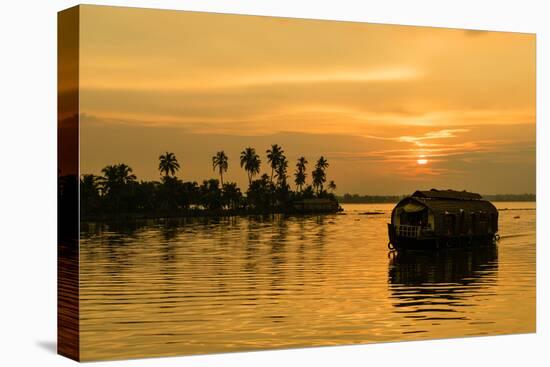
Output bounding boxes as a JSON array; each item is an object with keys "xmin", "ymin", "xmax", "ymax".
[{"xmin": 78, "ymin": 5, "xmax": 536, "ymax": 195}]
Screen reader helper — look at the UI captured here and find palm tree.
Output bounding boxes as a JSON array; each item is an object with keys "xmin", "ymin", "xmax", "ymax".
[
  {"xmin": 294, "ymin": 157, "xmax": 308, "ymax": 191},
  {"xmin": 212, "ymin": 151, "xmax": 229, "ymax": 186},
  {"xmin": 98, "ymin": 164, "xmax": 136, "ymax": 211},
  {"xmin": 266, "ymin": 144, "xmax": 284, "ymax": 183},
  {"xmin": 80, "ymin": 174, "xmax": 99, "ymax": 194},
  {"xmin": 312, "ymin": 157, "xmax": 329, "ymax": 194},
  {"xmin": 312, "ymin": 168, "xmax": 325, "ymax": 194},
  {"xmin": 158, "ymin": 152, "xmax": 180, "ymax": 177},
  {"xmin": 275, "ymin": 156, "xmax": 289, "ymax": 187},
  {"xmin": 294, "ymin": 170, "xmax": 306, "ymax": 192},
  {"xmin": 100, "ymin": 163, "xmax": 136, "ymax": 194},
  {"xmin": 100, "ymin": 165, "xmax": 119, "ymax": 190},
  {"xmin": 296, "ymin": 156, "xmax": 308, "ymax": 172},
  {"xmin": 240, "ymin": 147, "xmax": 261, "ymax": 185},
  {"xmin": 316, "ymin": 156, "xmax": 329, "ymax": 170},
  {"xmin": 328, "ymin": 180, "xmax": 337, "ymax": 193}
]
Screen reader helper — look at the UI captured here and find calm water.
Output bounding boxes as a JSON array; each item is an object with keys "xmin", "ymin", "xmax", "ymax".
[{"xmin": 79, "ymin": 202, "xmax": 536, "ymax": 361}]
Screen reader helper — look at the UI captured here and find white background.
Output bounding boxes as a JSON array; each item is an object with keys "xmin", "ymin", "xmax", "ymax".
[{"xmin": 0, "ymin": 0, "xmax": 547, "ymax": 365}]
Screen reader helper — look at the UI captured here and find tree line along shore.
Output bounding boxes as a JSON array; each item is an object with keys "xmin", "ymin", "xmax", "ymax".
[{"xmin": 62, "ymin": 144, "xmax": 341, "ymax": 220}]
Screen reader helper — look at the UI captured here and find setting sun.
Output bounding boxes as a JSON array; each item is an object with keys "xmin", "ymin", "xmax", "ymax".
[{"xmin": 417, "ymin": 158, "xmax": 428, "ymax": 165}]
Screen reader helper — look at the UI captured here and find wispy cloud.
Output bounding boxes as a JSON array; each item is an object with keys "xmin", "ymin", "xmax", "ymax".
[
  {"xmin": 398, "ymin": 129, "xmax": 469, "ymax": 146},
  {"xmin": 81, "ymin": 67, "xmax": 423, "ymax": 91}
]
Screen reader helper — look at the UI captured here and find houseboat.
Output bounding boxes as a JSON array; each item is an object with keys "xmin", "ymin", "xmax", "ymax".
[{"xmin": 387, "ymin": 189, "xmax": 499, "ymax": 250}]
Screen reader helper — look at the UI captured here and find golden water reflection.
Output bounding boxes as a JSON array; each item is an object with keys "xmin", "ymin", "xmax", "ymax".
[{"xmin": 79, "ymin": 203, "xmax": 535, "ymax": 361}]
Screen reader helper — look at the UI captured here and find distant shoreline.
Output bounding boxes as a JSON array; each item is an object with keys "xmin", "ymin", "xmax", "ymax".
[{"xmin": 337, "ymin": 194, "xmax": 536, "ymax": 204}]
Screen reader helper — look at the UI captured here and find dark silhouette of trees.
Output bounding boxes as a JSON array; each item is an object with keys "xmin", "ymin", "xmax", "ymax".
[
  {"xmin": 79, "ymin": 147, "xmax": 340, "ymax": 219},
  {"xmin": 302, "ymin": 185, "xmax": 316, "ymax": 199},
  {"xmin": 212, "ymin": 151, "xmax": 229, "ymax": 186},
  {"xmin": 317, "ymin": 156, "xmax": 329, "ymax": 172},
  {"xmin": 80, "ymin": 174, "xmax": 100, "ymax": 215},
  {"xmin": 247, "ymin": 174, "xmax": 275, "ymax": 211},
  {"xmin": 180, "ymin": 181, "xmax": 200, "ymax": 209},
  {"xmin": 133, "ymin": 180, "xmax": 158, "ymax": 211},
  {"xmin": 158, "ymin": 176, "xmax": 182, "ymax": 211},
  {"xmin": 222, "ymin": 182, "xmax": 243, "ymax": 210},
  {"xmin": 328, "ymin": 180, "xmax": 336, "ymax": 193},
  {"xmin": 200, "ymin": 179, "xmax": 223, "ymax": 211},
  {"xmin": 99, "ymin": 164, "xmax": 137, "ymax": 211},
  {"xmin": 275, "ymin": 156, "xmax": 289, "ymax": 188},
  {"xmin": 240, "ymin": 147, "xmax": 261, "ymax": 185},
  {"xmin": 273, "ymin": 155, "xmax": 291, "ymax": 209},
  {"xmin": 100, "ymin": 164, "xmax": 136, "ymax": 194},
  {"xmin": 294, "ymin": 157, "xmax": 308, "ymax": 192},
  {"xmin": 312, "ymin": 156, "xmax": 329, "ymax": 194},
  {"xmin": 266, "ymin": 144, "xmax": 284, "ymax": 183},
  {"xmin": 158, "ymin": 152, "xmax": 180, "ymax": 177}
]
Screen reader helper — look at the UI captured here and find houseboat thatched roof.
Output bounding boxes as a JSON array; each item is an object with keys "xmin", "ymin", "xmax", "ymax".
[
  {"xmin": 399, "ymin": 189, "xmax": 494, "ymax": 216},
  {"xmin": 409, "ymin": 196, "xmax": 496, "ymax": 216}
]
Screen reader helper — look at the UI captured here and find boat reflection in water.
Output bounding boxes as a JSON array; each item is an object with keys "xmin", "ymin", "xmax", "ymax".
[{"xmin": 387, "ymin": 244, "xmax": 499, "ymax": 332}]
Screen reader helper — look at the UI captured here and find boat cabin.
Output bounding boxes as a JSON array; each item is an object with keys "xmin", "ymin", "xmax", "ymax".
[{"xmin": 388, "ymin": 189, "xmax": 498, "ymax": 250}]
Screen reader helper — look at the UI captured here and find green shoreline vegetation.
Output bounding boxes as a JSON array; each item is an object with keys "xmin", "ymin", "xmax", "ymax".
[{"xmin": 72, "ymin": 145, "xmax": 341, "ymax": 221}]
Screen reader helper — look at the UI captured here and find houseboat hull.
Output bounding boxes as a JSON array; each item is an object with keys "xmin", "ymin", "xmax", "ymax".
[{"xmin": 387, "ymin": 223, "xmax": 496, "ymax": 251}]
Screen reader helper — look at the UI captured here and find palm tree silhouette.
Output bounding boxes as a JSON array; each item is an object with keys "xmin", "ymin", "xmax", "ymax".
[
  {"xmin": 328, "ymin": 180, "xmax": 337, "ymax": 193},
  {"xmin": 312, "ymin": 169, "xmax": 324, "ymax": 194},
  {"xmin": 100, "ymin": 163, "xmax": 136, "ymax": 193},
  {"xmin": 212, "ymin": 151, "xmax": 229, "ymax": 186},
  {"xmin": 240, "ymin": 147, "xmax": 261, "ymax": 185},
  {"xmin": 275, "ymin": 156, "xmax": 289, "ymax": 187},
  {"xmin": 158, "ymin": 152, "xmax": 180, "ymax": 177},
  {"xmin": 266, "ymin": 144, "xmax": 284, "ymax": 183},
  {"xmin": 98, "ymin": 164, "xmax": 137, "ymax": 210},
  {"xmin": 316, "ymin": 156, "xmax": 329, "ymax": 170},
  {"xmin": 296, "ymin": 157, "xmax": 308, "ymax": 172},
  {"xmin": 312, "ymin": 157, "xmax": 329, "ymax": 194},
  {"xmin": 118, "ymin": 164, "xmax": 136, "ymax": 183},
  {"xmin": 80, "ymin": 174, "xmax": 99, "ymax": 193},
  {"xmin": 294, "ymin": 157, "xmax": 308, "ymax": 191}
]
